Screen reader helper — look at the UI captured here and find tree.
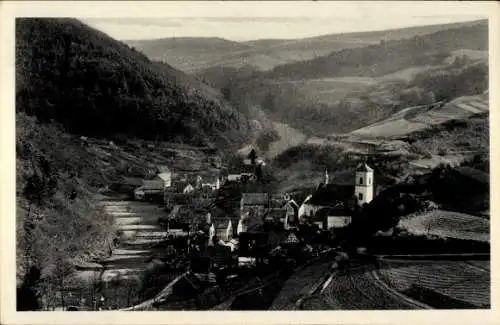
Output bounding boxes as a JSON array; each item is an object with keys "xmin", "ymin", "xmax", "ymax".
[{"xmin": 248, "ymin": 149, "xmax": 257, "ymax": 165}]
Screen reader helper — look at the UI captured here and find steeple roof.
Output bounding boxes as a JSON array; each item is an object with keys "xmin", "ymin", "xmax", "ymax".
[{"xmin": 356, "ymin": 163, "xmax": 373, "ymax": 172}]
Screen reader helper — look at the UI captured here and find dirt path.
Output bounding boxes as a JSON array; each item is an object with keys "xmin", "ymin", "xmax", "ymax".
[{"xmin": 67, "ymin": 199, "xmax": 170, "ymax": 309}]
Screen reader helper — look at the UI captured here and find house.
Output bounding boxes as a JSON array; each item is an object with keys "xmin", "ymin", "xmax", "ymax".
[
  {"xmin": 212, "ymin": 243, "xmax": 234, "ymax": 269},
  {"xmin": 265, "ymin": 208, "xmax": 287, "ymax": 224},
  {"xmin": 226, "ymin": 163, "xmax": 258, "ymax": 184},
  {"xmin": 311, "ymin": 205, "xmax": 354, "ymax": 230},
  {"xmin": 283, "ymin": 200, "xmax": 299, "ymax": 229},
  {"xmin": 236, "ymin": 210, "xmax": 265, "ymax": 235},
  {"xmin": 154, "ymin": 171, "xmax": 172, "ymax": 189},
  {"xmin": 113, "ymin": 177, "xmax": 142, "ymax": 194},
  {"xmin": 208, "ymin": 219, "xmax": 234, "ymax": 244},
  {"xmin": 174, "ymin": 181, "xmax": 195, "ymax": 194},
  {"xmin": 201, "ymin": 177, "xmax": 221, "ymax": 191},
  {"xmin": 134, "ymin": 180, "xmax": 164, "ymax": 200},
  {"xmin": 298, "ymin": 163, "xmax": 375, "ymax": 229}
]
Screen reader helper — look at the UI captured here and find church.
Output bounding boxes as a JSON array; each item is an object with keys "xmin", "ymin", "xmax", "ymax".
[{"xmin": 298, "ymin": 163, "xmax": 375, "ymax": 230}]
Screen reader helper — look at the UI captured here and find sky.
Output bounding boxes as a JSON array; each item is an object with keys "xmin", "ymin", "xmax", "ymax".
[{"xmin": 74, "ymin": 2, "xmax": 488, "ymax": 42}]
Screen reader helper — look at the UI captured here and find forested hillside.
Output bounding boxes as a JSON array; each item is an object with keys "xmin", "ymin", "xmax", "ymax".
[
  {"xmin": 127, "ymin": 20, "xmax": 483, "ymax": 73},
  {"xmin": 267, "ymin": 21, "xmax": 487, "ymax": 80},
  {"xmin": 16, "ymin": 18, "xmax": 252, "ymax": 149},
  {"xmin": 218, "ymin": 21, "xmax": 488, "ymax": 136},
  {"xmin": 15, "ymin": 18, "xmax": 257, "ymax": 309},
  {"xmin": 16, "ymin": 113, "xmax": 116, "ymax": 308}
]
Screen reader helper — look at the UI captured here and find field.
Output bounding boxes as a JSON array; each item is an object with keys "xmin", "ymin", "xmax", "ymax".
[
  {"xmin": 269, "ymin": 260, "xmax": 332, "ymax": 310},
  {"xmin": 399, "ymin": 210, "xmax": 490, "ymax": 242},
  {"xmin": 351, "ymin": 93, "xmax": 488, "ymax": 137},
  {"xmin": 319, "ymin": 265, "xmax": 416, "ymax": 310},
  {"xmin": 376, "ymin": 259, "xmax": 490, "ymax": 308}
]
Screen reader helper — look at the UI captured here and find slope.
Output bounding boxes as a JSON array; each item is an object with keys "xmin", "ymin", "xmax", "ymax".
[
  {"xmin": 351, "ymin": 92, "xmax": 489, "ymax": 137},
  {"xmin": 16, "ymin": 18, "xmax": 251, "ymax": 149},
  {"xmin": 16, "ymin": 111, "xmax": 223, "ymax": 309},
  {"xmin": 220, "ymin": 20, "xmax": 488, "ymax": 136},
  {"xmin": 128, "ymin": 20, "xmax": 485, "ymax": 73},
  {"xmin": 126, "ymin": 37, "xmax": 256, "ymax": 73},
  {"xmin": 267, "ymin": 20, "xmax": 487, "ymax": 80}
]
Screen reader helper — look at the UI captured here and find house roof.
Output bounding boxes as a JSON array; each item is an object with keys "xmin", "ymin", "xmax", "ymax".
[
  {"xmin": 286, "ymin": 200, "xmax": 300, "ymax": 210},
  {"xmin": 267, "ymin": 230, "xmax": 287, "ymax": 247},
  {"xmin": 241, "ymin": 212, "xmax": 264, "ymax": 232},
  {"xmin": 241, "ymin": 193, "xmax": 269, "ymax": 206},
  {"xmin": 156, "ymin": 172, "xmax": 172, "ymax": 181},
  {"xmin": 141, "ymin": 180, "xmax": 164, "ymax": 190},
  {"xmin": 283, "ymin": 232, "xmax": 300, "ymax": 244},
  {"xmin": 307, "ymin": 184, "xmax": 356, "ymax": 207},
  {"xmin": 313, "ymin": 205, "xmax": 353, "ymax": 221},
  {"xmin": 122, "ymin": 177, "xmax": 143, "ymax": 186},
  {"xmin": 265, "ymin": 208, "xmax": 287, "ymax": 222}
]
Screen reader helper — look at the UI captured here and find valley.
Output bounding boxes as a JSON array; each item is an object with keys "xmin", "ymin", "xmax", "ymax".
[{"xmin": 14, "ymin": 16, "xmax": 490, "ymax": 313}]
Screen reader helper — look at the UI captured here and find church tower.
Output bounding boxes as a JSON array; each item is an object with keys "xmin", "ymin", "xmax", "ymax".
[{"xmin": 354, "ymin": 163, "xmax": 374, "ymax": 206}]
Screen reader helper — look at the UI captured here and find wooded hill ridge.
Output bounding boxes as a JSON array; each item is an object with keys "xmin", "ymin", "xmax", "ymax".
[
  {"xmin": 210, "ymin": 20, "xmax": 488, "ymax": 136},
  {"xmin": 16, "ymin": 18, "xmax": 253, "ymax": 149},
  {"xmin": 125, "ymin": 19, "xmax": 485, "ymax": 73},
  {"xmin": 265, "ymin": 20, "xmax": 487, "ymax": 80}
]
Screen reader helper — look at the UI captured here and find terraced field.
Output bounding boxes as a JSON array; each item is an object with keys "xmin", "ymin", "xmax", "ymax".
[
  {"xmin": 269, "ymin": 260, "xmax": 332, "ymax": 310},
  {"xmin": 399, "ymin": 210, "xmax": 490, "ymax": 242},
  {"xmin": 351, "ymin": 93, "xmax": 488, "ymax": 137},
  {"xmin": 377, "ymin": 259, "xmax": 490, "ymax": 308},
  {"xmin": 64, "ymin": 199, "xmax": 175, "ymax": 309},
  {"xmin": 320, "ymin": 265, "xmax": 416, "ymax": 310}
]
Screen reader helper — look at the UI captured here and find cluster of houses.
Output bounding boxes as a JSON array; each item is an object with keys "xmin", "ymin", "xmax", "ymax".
[{"xmin": 130, "ymin": 148, "xmax": 377, "ymax": 275}]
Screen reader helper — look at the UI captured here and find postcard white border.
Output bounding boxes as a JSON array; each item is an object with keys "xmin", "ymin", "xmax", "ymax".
[{"xmin": 1, "ymin": 1, "xmax": 499, "ymax": 325}]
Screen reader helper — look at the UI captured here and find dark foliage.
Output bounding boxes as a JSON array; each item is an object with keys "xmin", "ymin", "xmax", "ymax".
[
  {"xmin": 218, "ymin": 21, "xmax": 487, "ymax": 136},
  {"xmin": 16, "ymin": 18, "xmax": 251, "ymax": 148},
  {"xmin": 268, "ymin": 22, "xmax": 487, "ymax": 80}
]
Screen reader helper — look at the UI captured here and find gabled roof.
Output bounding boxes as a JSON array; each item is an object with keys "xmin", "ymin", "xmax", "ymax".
[
  {"xmin": 283, "ymin": 232, "xmax": 300, "ymax": 244},
  {"xmin": 307, "ymin": 184, "xmax": 356, "ymax": 207},
  {"xmin": 285, "ymin": 199, "xmax": 299, "ymax": 210},
  {"xmin": 241, "ymin": 193, "xmax": 269, "ymax": 206},
  {"xmin": 156, "ymin": 172, "xmax": 172, "ymax": 181}
]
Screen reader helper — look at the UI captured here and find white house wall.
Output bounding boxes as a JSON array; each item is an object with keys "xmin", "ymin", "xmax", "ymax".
[{"xmin": 327, "ymin": 216, "xmax": 352, "ymax": 229}]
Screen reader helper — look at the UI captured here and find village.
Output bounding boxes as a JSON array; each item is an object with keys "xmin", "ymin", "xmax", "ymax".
[{"xmin": 112, "ymin": 146, "xmax": 379, "ymax": 309}]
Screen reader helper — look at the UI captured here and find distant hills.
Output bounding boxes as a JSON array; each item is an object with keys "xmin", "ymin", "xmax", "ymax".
[
  {"xmin": 16, "ymin": 18, "xmax": 252, "ymax": 149},
  {"xmin": 126, "ymin": 20, "xmax": 485, "ymax": 73},
  {"xmin": 266, "ymin": 20, "xmax": 487, "ymax": 80},
  {"xmin": 214, "ymin": 20, "xmax": 488, "ymax": 137}
]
